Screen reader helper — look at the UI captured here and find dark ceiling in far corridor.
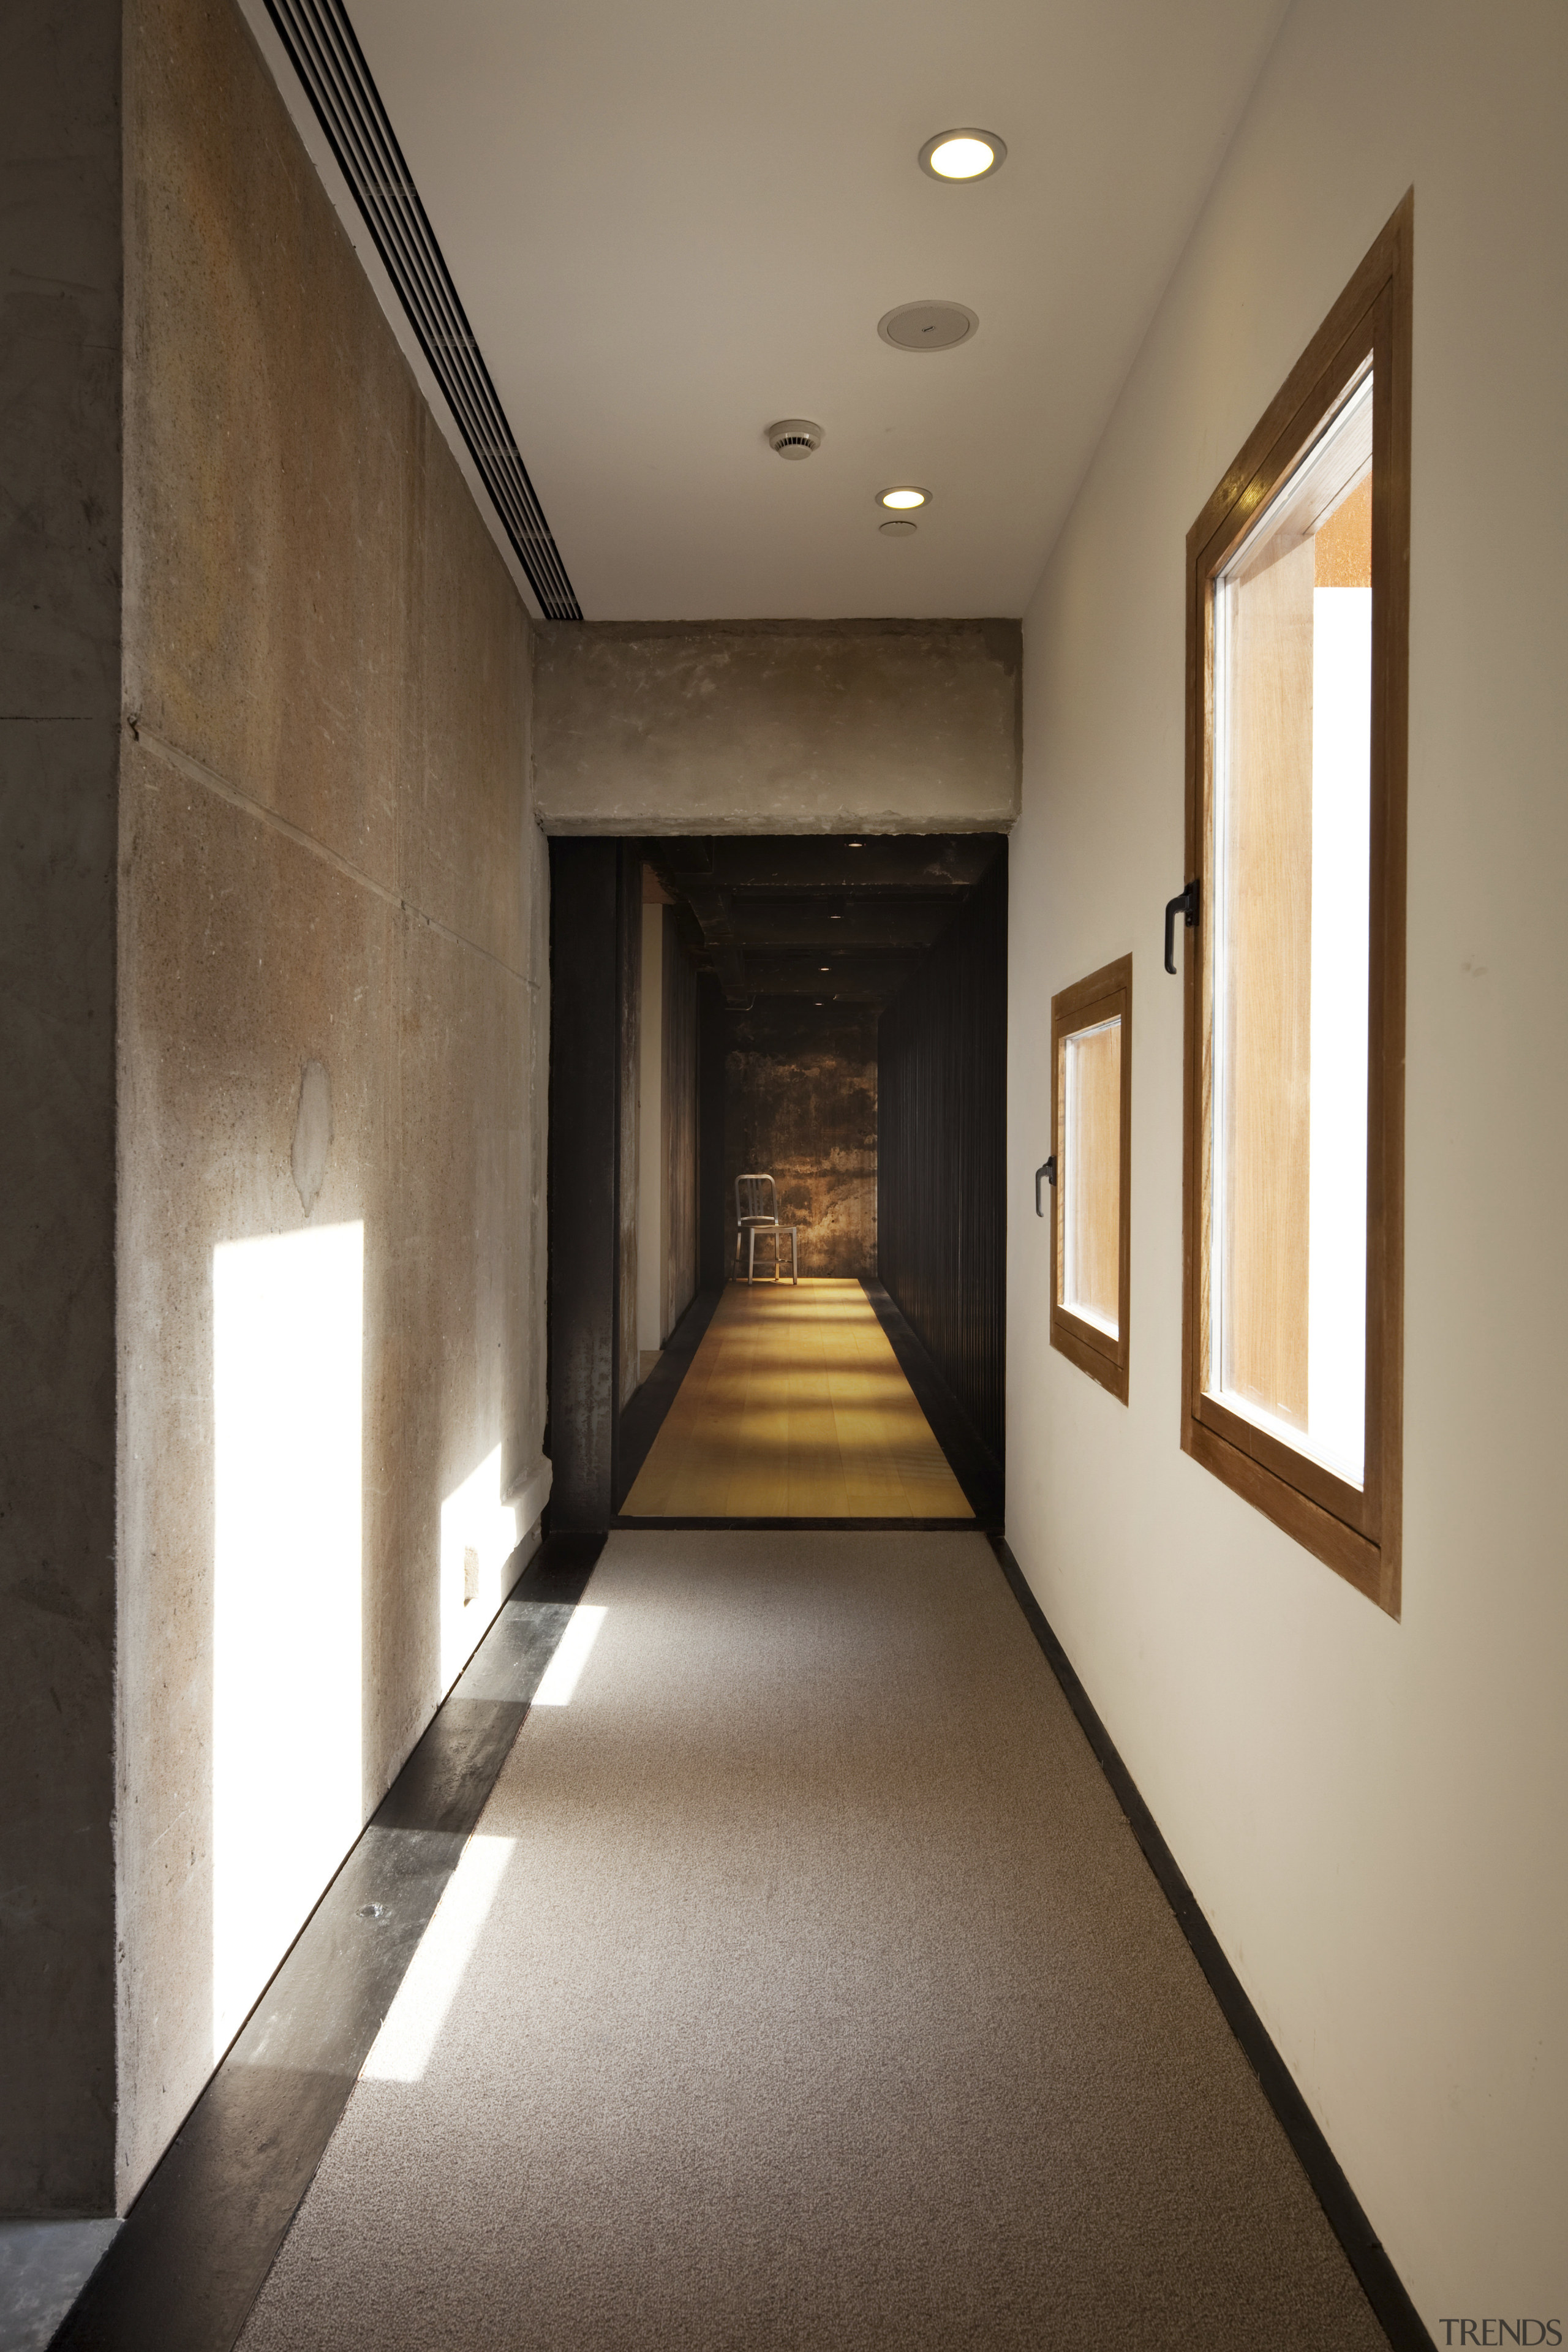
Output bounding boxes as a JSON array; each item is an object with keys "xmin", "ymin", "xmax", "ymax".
[{"xmin": 646, "ymin": 835, "xmax": 1005, "ymax": 1010}]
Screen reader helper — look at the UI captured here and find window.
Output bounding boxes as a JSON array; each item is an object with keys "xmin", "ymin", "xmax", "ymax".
[
  {"xmin": 1180, "ymin": 194, "xmax": 1411, "ymax": 1613},
  {"xmin": 1050, "ymin": 956, "xmax": 1131, "ymax": 1401}
]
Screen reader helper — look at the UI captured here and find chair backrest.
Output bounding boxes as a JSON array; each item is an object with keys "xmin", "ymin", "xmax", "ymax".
[{"xmin": 735, "ymin": 1172, "xmax": 777, "ymax": 1226}]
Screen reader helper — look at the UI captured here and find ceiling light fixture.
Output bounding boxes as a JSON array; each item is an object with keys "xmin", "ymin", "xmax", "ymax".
[
  {"xmin": 919, "ymin": 129, "xmax": 1006, "ymax": 182},
  {"xmin": 877, "ymin": 486, "xmax": 929, "ymax": 510}
]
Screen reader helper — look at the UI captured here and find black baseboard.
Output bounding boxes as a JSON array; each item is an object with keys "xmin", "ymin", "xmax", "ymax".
[
  {"xmin": 987, "ymin": 1533, "xmax": 1434, "ymax": 2352},
  {"xmin": 861, "ymin": 1278, "xmax": 1005, "ymax": 1525},
  {"xmin": 51, "ymin": 1533, "xmax": 605, "ymax": 2352}
]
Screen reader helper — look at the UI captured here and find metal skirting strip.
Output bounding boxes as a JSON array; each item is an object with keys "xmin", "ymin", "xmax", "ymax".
[
  {"xmin": 51, "ymin": 1534, "xmax": 604, "ymax": 2352},
  {"xmin": 262, "ymin": 0, "xmax": 581, "ymax": 622}
]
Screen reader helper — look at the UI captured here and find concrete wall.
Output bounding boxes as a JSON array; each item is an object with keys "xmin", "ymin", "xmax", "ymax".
[
  {"xmin": 0, "ymin": 0, "xmax": 123, "ymax": 2216},
  {"xmin": 725, "ymin": 1006, "xmax": 877, "ymax": 1279},
  {"xmin": 1006, "ymin": 0, "xmax": 1567, "ymax": 2331},
  {"xmin": 532, "ymin": 620, "xmax": 1020, "ymax": 837},
  {"xmin": 112, "ymin": 0, "xmax": 547, "ymax": 2207}
]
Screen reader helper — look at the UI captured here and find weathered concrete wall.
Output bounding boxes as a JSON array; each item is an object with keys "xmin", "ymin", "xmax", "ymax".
[
  {"xmin": 0, "ymin": 0, "xmax": 123, "ymax": 2216},
  {"xmin": 114, "ymin": 0, "xmax": 546, "ymax": 2207},
  {"xmin": 725, "ymin": 1006, "xmax": 877, "ymax": 1279},
  {"xmin": 532, "ymin": 620, "xmax": 1021, "ymax": 837}
]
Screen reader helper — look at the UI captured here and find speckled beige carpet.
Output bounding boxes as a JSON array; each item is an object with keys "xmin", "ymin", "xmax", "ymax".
[{"xmin": 239, "ymin": 1531, "xmax": 1387, "ymax": 2352}]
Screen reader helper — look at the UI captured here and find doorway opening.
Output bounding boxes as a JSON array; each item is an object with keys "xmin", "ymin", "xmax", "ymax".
[{"xmin": 546, "ymin": 835, "xmax": 1006, "ymax": 1531}]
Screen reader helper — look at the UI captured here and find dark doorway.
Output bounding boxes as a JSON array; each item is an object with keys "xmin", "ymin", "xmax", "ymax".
[{"xmin": 546, "ymin": 834, "xmax": 1008, "ymax": 1531}]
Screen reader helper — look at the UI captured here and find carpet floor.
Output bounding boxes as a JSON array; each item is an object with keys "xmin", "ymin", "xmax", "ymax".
[{"xmin": 238, "ymin": 1531, "xmax": 1387, "ymax": 2351}]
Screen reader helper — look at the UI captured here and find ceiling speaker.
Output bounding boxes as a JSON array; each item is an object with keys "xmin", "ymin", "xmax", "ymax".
[{"xmin": 876, "ymin": 301, "xmax": 978, "ymax": 352}]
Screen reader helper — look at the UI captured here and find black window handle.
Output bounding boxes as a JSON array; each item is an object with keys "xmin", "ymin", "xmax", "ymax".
[
  {"xmin": 1035, "ymin": 1156, "xmax": 1056, "ymax": 1217},
  {"xmin": 1164, "ymin": 878, "xmax": 1200, "ymax": 974}
]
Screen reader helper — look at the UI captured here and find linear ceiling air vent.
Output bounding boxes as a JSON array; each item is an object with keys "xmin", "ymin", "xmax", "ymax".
[{"xmin": 263, "ymin": 0, "xmax": 581, "ymax": 621}]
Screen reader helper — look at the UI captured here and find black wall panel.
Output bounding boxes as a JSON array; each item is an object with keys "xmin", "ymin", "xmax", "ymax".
[
  {"xmin": 877, "ymin": 845, "xmax": 1008, "ymax": 1469},
  {"xmin": 547, "ymin": 837, "xmax": 622, "ymax": 1528},
  {"xmin": 698, "ymin": 973, "xmax": 728, "ymax": 1290}
]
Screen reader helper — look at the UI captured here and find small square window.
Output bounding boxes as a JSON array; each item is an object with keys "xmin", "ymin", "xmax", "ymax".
[{"xmin": 1050, "ymin": 956, "xmax": 1131, "ymax": 1401}]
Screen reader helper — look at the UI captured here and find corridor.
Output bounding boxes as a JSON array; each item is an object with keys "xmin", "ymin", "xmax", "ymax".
[
  {"xmin": 8, "ymin": 0, "xmax": 1561, "ymax": 2337},
  {"xmin": 235, "ymin": 1532, "xmax": 1384, "ymax": 2352}
]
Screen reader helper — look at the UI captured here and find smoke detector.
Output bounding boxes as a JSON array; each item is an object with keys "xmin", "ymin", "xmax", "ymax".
[{"xmin": 766, "ymin": 418, "xmax": 824, "ymax": 459}]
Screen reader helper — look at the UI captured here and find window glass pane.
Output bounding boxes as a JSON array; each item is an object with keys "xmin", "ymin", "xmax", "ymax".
[
  {"xmin": 1210, "ymin": 369, "xmax": 1371, "ymax": 1486},
  {"xmin": 1058, "ymin": 1014, "xmax": 1121, "ymax": 1338}
]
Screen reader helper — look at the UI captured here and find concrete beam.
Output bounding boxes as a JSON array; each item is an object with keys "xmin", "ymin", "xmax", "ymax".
[{"xmin": 532, "ymin": 619, "xmax": 1021, "ymax": 837}]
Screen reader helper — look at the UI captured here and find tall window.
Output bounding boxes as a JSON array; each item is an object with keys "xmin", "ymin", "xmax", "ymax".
[
  {"xmin": 1181, "ymin": 195, "xmax": 1411, "ymax": 1613},
  {"xmin": 1050, "ymin": 956, "xmax": 1131, "ymax": 1401}
]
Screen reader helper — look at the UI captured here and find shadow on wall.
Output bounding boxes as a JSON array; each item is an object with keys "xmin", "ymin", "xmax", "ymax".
[{"xmin": 725, "ymin": 1003, "xmax": 877, "ymax": 1278}]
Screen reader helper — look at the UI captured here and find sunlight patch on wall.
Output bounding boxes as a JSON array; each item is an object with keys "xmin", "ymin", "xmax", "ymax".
[
  {"xmin": 360, "ymin": 1835, "xmax": 515, "ymax": 2082},
  {"xmin": 212, "ymin": 1221, "xmax": 364, "ymax": 2060},
  {"xmin": 439, "ymin": 1444, "xmax": 519, "ymax": 1691}
]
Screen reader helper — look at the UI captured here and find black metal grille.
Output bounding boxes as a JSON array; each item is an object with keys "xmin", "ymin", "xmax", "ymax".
[{"xmin": 264, "ymin": 0, "xmax": 582, "ymax": 621}]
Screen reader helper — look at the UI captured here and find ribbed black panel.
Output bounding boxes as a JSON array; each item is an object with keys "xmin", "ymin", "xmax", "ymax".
[
  {"xmin": 877, "ymin": 846, "xmax": 1007, "ymax": 1468},
  {"xmin": 263, "ymin": 0, "xmax": 582, "ymax": 620}
]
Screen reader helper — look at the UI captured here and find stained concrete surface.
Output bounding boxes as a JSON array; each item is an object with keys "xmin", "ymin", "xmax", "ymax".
[
  {"xmin": 532, "ymin": 619, "xmax": 1021, "ymax": 837},
  {"xmin": 0, "ymin": 2222, "xmax": 120, "ymax": 2351},
  {"xmin": 0, "ymin": 0, "xmax": 123, "ymax": 2215},
  {"xmin": 111, "ymin": 0, "xmax": 547, "ymax": 2209},
  {"xmin": 725, "ymin": 1004, "xmax": 878, "ymax": 1278}
]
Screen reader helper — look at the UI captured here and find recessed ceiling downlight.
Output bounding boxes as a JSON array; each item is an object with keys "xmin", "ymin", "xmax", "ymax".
[
  {"xmin": 878, "ymin": 486, "xmax": 928, "ymax": 510},
  {"xmin": 766, "ymin": 418, "xmax": 824, "ymax": 458},
  {"xmin": 919, "ymin": 129, "xmax": 1006, "ymax": 181},
  {"xmin": 877, "ymin": 301, "xmax": 978, "ymax": 353}
]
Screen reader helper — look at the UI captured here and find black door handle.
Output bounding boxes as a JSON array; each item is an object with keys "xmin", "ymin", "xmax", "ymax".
[
  {"xmin": 1035, "ymin": 1156, "xmax": 1056, "ymax": 1217},
  {"xmin": 1164, "ymin": 878, "xmax": 1200, "ymax": 974}
]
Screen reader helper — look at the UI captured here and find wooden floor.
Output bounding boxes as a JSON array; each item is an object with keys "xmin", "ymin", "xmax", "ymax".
[{"xmin": 621, "ymin": 1279, "xmax": 973, "ymax": 1520}]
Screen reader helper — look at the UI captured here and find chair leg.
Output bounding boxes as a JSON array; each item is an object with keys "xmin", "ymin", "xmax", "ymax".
[
  {"xmin": 792, "ymin": 1229, "xmax": 798, "ymax": 1284},
  {"xmin": 748, "ymin": 1227, "xmax": 756, "ymax": 1283}
]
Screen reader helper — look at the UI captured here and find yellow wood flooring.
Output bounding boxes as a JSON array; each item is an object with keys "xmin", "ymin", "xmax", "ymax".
[{"xmin": 622, "ymin": 1278, "xmax": 973, "ymax": 1519}]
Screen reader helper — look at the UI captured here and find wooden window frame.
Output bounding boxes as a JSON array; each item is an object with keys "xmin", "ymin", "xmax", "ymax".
[
  {"xmin": 1050, "ymin": 955, "xmax": 1133, "ymax": 1403},
  {"xmin": 1180, "ymin": 192, "xmax": 1412, "ymax": 1616}
]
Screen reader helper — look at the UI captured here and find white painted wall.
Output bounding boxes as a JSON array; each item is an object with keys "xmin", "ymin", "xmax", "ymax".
[{"xmin": 1006, "ymin": 0, "xmax": 1567, "ymax": 2334}]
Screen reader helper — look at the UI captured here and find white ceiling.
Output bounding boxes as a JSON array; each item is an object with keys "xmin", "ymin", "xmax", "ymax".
[{"xmin": 347, "ymin": 0, "xmax": 1287, "ymax": 621}]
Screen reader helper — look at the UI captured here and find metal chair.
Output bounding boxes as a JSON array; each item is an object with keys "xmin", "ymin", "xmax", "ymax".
[{"xmin": 734, "ymin": 1172, "xmax": 798, "ymax": 1284}]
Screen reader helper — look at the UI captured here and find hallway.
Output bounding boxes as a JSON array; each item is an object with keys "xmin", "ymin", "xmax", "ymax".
[
  {"xmin": 622, "ymin": 1281, "xmax": 973, "ymax": 1521},
  {"xmin": 235, "ymin": 1532, "xmax": 1385, "ymax": 2352},
  {"xmin": 9, "ymin": 0, "xmax": 1564, "ymax": 2335}
]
